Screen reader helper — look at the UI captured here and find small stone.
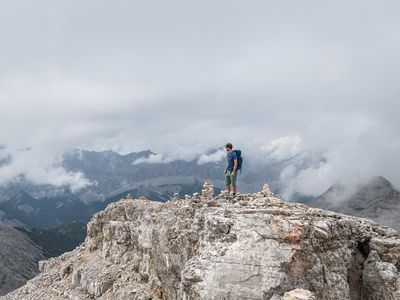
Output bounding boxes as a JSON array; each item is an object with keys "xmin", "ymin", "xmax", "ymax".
[{"xmin": 283, "ymin": 289, "xmax": 316, "ymax": 300}]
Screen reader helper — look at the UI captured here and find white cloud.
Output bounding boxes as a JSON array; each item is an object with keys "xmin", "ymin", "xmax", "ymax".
[
  {"xmin": 132, "ymin": 154, "xmax": 169, "ymax": 165},
  {"xmin": 1, "ymin": 0, "xmax": 400, "ymax": 197},
  {"xmin": 197, "ymin": 149, "xmax": 225, "ymax": 165},
  {"xmin": 261, "ymin": 136, "xmax": 304, "ymax": 161},
  {"xmin": 277, "ymin": 121, "xmax": 400, "ymax": 199},
  {"xmin": 279, "ymin": 161, "xmax": 333, "ymax": 199},
  {"xmin": 0, "ymin": 147, "xmax": 92, "ymax": 191}
]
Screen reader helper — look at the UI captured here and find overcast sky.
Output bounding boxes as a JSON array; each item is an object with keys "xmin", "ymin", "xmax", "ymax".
[{"xmin": 1, "ymin": 0, "xmax": 400, "ymax": 195}]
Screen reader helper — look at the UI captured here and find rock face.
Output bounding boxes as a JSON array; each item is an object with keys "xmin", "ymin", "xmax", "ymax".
[
  {"xmin": 310, "ymin": 176, "xmax": 400, "ymax": 231},
  {"xmin": 0, "ymin": 224, "xmax": 44, "ymax": 296},
  {"xmin": 2, "ymin": 186, "xmax": 400, "ymax": 300}
]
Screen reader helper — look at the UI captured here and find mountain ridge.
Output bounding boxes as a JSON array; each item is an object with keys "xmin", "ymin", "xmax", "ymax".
[
  {"xmin": 310, "ymin": 176, "xmax": 400, "ymax": 230},
  {"xmin": 2, "ymin": 185, "xmax": 399, "ymax": 299},
  {"xmin": 0, "ymin": 224, "xmax": 44, "ymax": 296}
]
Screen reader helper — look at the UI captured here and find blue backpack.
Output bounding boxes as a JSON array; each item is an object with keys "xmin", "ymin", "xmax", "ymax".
[{"xmin": 233, "ymin": 150, "xmax": 243, "ymax": 172}]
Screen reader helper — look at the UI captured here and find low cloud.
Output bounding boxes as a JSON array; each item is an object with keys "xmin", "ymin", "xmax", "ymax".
[
  {"xmin": 276, "ymin": 123, "xmax": 400, "ymax": 199},
  {"xmin": 0, "ymin": 146, "xmax": 92, "ymax": 192},
  {"xmin": 1, "ymin": 0, "xmax": 400, "ymax": 199},
  {"xmin": 260, "ymin": 136, "xmax": 304, "ymax": 161},
  {"xmin": 132, "ymin": 154, "xmax": 168, "ymax": 164},
  {"xmin": 197, "ymin": 149, "xmax": 225, "ymax": 165}
]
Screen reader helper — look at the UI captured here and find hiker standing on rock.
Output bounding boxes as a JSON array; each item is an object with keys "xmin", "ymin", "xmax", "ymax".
[{"xmin": 224, "ymin": 143, "xmax": 242, "ymax": 196}]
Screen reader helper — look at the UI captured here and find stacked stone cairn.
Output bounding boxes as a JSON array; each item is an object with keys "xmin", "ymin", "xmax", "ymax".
[
  {"xmin": 262, "ymin": 182, "xmax": 272, "ymax": 195},
  {"xmin": 201, "ymin": 180, "xmax": 214, "ymax": 200},
  {"xmin": 172, "ymin": 192, "xmax": 179, "ymax": 201},
  {"xmin": 192, "ymin": 192, "xmax": 201, "ymax": 203}
]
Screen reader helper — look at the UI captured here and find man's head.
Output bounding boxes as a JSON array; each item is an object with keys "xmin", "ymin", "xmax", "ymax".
[{"xmin": 225, "ymin": 143, "xmax": 233, "ymax": 152}]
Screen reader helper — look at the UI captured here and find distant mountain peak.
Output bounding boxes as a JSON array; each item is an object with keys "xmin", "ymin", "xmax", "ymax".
[
  {"xmin": 310, "ymin": 175, "xmax": 400, "ymax": 230},
  {"xmin": 0, "ymin": 224, "xmax": 44, "ymax": 296},
  {"xmin": 321, "ymin": 176, "xmax": 393, "ymax": 198},
  {"xmin": 366, "ymin": 176, "xmax": 392, "ymax": 188}
]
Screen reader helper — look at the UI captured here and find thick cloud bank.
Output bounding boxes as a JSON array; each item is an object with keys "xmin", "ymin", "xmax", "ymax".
[{"xmin": 1, "ymin": 0, "xmax": 400, "ymax": 196}]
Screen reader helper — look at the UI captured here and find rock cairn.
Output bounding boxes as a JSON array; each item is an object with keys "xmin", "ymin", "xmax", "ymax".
[
  {"xmin": 172, "ymin": 192, "xmax": 179, "ymax": 201},
  {"xmin": 201, "ymin": 180, "xmax": 214, "ymax": 200},
  {"xmin": 263, "ymin": 182, "xmax": 272, "ymax": 195}
]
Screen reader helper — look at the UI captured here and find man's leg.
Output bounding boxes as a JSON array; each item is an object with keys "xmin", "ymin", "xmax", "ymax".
[
  {"xmin": 226, "ymin": 172, "xmax": 231, "ymax": 194},
  {"xmin": 232, "ymin": 173, "xmax": 238, "ymax": 195}
]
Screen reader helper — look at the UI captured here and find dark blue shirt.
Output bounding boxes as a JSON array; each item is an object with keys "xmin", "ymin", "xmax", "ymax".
[{"xmin": 227, "ymin": 151, "xmax": 238, "ymax": 172}]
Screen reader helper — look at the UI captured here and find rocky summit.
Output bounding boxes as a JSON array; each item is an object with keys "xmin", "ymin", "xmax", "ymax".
[{"xmin": 2, "ymin": 182, "xmax": 400, "ymax": 300}]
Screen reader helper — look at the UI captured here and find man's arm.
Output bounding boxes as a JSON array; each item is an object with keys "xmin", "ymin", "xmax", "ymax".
[
  {"xmin": 232, "ymin": 151, "xmax": 238, "ymax": 175},
  {"xmin": 232, "ymin": 159, "xmax": 238, "ymax": 175}
]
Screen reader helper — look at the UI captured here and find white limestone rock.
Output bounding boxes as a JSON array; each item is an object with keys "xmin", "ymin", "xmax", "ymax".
[
  {"xmin": 2, "ymin": 190, "xmax": 400, "ymax": 300},
  {"xmin": 283, "ymin": 289, "xmax": 316, "ymax": 300}
]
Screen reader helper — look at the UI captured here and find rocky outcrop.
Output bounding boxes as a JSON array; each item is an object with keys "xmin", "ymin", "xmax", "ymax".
[
  {"xmin": 2, "ymin": 185, "xmax": 400, "ymax": 299},
  {"xmin": 0, "ymin": 224, "xmax": 44, "ymax": 296}
]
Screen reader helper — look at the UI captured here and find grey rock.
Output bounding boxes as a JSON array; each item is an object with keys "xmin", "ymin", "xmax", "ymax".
[
  {"xmin": 283, "ymin": 289, "xmax": 316, "ymax": 300},
  {"xmin": 2, "ymin": 191, "xmax": 400, "ymax": 300},
  {"xmin": 362, "ymin": 250, "xmax": 399, "ymax": 299},
  {"xmin": 0, "ymin": 224, "xmax": 44, "ymax": 296}
]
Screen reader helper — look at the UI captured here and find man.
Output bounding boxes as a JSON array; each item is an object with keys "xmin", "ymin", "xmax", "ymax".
[{"xmin": 224, "ymin": 143, "xmax": 238, "ymax": 196}]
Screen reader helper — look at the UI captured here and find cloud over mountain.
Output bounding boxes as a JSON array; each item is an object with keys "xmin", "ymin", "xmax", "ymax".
[{"xmin": 1, "ymin": 0, "xmax": 400, "ymax": 195}]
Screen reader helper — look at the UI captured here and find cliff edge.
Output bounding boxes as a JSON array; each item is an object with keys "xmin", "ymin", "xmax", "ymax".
[{"xmin": 2, "ymin": 184, "xmax": 399, "ymax": 299}]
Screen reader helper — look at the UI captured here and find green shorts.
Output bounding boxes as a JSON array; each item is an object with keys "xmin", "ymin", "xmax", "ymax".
[{"xmin": 225, "ymin": 171, "xmax": 238, "ymax": 186}]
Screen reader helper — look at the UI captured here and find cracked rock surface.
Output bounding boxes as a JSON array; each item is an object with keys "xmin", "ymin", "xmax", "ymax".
[{"xmin": 1, "ymin": 189, "xmax": 400, "ymax": 299}]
